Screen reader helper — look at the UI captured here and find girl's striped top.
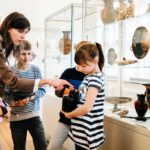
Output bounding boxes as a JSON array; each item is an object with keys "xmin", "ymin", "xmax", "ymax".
[{"xmin": 69, "ymin": 72, "xmax": 105, "ymax": 150}]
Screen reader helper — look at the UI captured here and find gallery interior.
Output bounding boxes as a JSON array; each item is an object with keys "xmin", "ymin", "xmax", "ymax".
[{"xmin": 0, "ymin": 0, "xmax": 150, "ymax": 150}]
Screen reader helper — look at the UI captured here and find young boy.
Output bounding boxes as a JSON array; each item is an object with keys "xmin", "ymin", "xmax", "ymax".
[{"xmin": 6, "ymin": 40, "xmax": 47, "ymax": 150}]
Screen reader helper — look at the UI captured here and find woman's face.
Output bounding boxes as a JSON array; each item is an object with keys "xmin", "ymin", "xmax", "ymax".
[{"xmin": 8, "ymin": 28, "xmax": 29, "ymax": 45}]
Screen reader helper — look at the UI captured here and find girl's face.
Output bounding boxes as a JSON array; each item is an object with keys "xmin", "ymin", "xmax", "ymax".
[
  {"xmin": 8, "ymin": 28, "xmax": 29, "ymax": 46},
  {"xmin": 17, "ymin": 50, "xmax": 32, "ymax": 66},
  {"xmin": 76, "ymin": 61, "xmax": 97, "ymax": 75}
]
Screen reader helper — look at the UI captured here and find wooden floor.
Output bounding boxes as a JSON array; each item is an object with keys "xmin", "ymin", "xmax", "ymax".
[{"xmin": 0, "ymin": 119, "xmax": 34, "ymax": 150}]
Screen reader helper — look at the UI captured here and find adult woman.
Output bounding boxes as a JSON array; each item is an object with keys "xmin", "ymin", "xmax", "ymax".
[{"xmin": 0, "ymin": 12, "xmax": 72, "ymax": 118}]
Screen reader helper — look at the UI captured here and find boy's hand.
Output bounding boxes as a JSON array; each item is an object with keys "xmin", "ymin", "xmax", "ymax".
[{"xmin": 14, "ymin": 97, "xmax": 30, "ymax": 107}]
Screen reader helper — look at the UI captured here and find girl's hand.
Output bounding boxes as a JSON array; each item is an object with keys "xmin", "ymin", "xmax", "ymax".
[
  {"xmin": 61, "ymin": 110, "xmax": 72, "ymax": 119},
  {"xmin": 49, "ymin": 79, "xmax": 74, "ymax": 91}
]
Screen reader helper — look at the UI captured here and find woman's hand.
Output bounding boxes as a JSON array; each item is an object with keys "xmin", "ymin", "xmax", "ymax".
[
  {"xmin": 0, "ymin": 98, "xmax": 11, "ymax": 119},
  {"xmin": 49, "ymin": 79, "xmax": 73, "ymax": 90},
  {"xmin": 3, "ymin": 106, "xmax": 11, "ymax": 119}
]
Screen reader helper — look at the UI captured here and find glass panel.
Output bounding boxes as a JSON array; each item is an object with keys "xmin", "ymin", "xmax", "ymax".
[
  {"xmin": 45, "ymin": 4, "xmax": 83, "ymax": 80},
  {"xmin": 82, "ymin": 0, "xmax": 150, "ymax": 100}
]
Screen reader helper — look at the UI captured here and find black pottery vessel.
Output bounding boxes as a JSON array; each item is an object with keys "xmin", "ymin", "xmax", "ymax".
[{"xmin": 134, "ymin": 94, "xmax": 148, "ymax": 119}]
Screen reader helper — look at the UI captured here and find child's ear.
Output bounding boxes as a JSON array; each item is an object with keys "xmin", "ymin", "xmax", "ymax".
[{"xmin": 94, "ymin": 56, "xmax": 99, "ymax": 63}]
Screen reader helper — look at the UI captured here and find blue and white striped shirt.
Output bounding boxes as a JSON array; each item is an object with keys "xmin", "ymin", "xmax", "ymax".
[{"xmin": 8, "ymin": 64, "xmax": 46, "ymax": 121}]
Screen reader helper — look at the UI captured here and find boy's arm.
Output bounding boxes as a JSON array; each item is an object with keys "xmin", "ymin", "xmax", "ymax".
[{"xmin": 34, "ymin": 67, "xmax": 46, "ymax": 99}]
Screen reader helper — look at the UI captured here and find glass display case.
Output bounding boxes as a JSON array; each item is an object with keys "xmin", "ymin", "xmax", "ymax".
[
  {"xmin": 45, "ymin": 3, "xmax": 82, "ymax": 79},
  {"xmin": 44, "ymin": 3, "xmax": 97, "ymax": 80},
  {"xmin": 82, "ymin": 0, "xmax": 150, "ymax": 100}
]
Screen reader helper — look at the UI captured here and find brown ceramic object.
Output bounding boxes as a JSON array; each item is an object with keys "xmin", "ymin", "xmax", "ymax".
[
  {"xmin": 59, "ymin": 31, "xmax": 71, "ymax": 55},
  {"xmin": 101, "ymin": 0, "xmax": 116, "ymax": 24},
  {"xmin": 134, "ymin": 94, "xmax": 148, "ymax": 118},
  {"xmin": 132, "ymin": 26, "xmax": 150, "ymax": 59}
]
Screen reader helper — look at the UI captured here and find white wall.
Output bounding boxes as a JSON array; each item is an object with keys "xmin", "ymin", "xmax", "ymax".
[
  {"xmin": 0, "ymin": 0, "xmax": 82, "ymax": 71},
  {"xmin": 0, "ymin": 0, "xmax": 82, "ymax": 28}
]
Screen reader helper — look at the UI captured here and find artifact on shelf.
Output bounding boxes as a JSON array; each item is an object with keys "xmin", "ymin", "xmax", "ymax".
[
  {"xmin": 131, "ymin": 26, "xmax": 150, "ymax": 59},
  {"xmin": 107, "ymin": 48, "xmax": 117, "ymax": 65},
  {"xmin": 101, "ymin": 0, "xmax": 116, "ymax": 24},
  {"xmin": 59, "ymin": 31, "xmax": 71, "ymax": 55},
  {"xmin": 141, "ymin": 84, "xmax": 150, "ymax": 110},
  {"xmin": 125, "ymin": 0, "xmax": 134, "ymax": 18},
  {"xmin": 118, "ymin": 109, "xmax": 129, "ymax": 117},
  {"xmin": 146, "ymin": 3, "xmax": 150, "ymax": 13},
  {"xmin": 116, "ymin": 57, "xmax": 138, "ymax": 65},
  {"xmin": 116, "ymin": 0, "xmax": 127, "ymax": 21},
  {"xmin": 105, "ymin": 96, "xmax": 132, "ymax": 112},
  {"xmin": 146, "ymin": 88, "xmax": 150, "ymax": 109},
  {"xmin": 134, "ymin": 94, "xmax": 148, "ymax": 120}
]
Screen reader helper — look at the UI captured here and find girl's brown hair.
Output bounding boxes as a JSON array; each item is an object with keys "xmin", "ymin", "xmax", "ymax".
[{"xmin": 75, "ymin": 42, "xmax": 105, "ymax": 72}]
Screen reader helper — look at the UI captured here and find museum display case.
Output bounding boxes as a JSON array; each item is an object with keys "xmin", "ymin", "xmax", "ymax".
[
  {"xmin": 44, "ymin": 3, "xmax": 97, "ymax": 80},
  {"xmin": 81, "ymin": 2, "xmax": 150, "ymax": 150},
  {"xmin": 82, "ymin": 0, "xmax": 150, "ymax": 100},
  {"xmin": 44, "ymin": 0, "xmax": 150, "ymax": 98},
  {"xmin": 44, "ymin": 3, "xmax": 81, "ymax": 79}
]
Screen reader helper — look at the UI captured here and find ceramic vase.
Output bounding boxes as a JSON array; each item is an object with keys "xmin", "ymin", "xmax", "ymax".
[
  {"xmin": 59, "ymin": 31, "xmax": 71, "ymax": 55},
  {"xmin": 126, "ymin": 0, "xmax": 134, "ymax": 18},
  {"xmin": 134, "ymin": 94, "xmax": 148, "ymax": 118},
  {"xmin": 101, "ymin": 0, "xmax": 116, "ymax": 24},
  {"xmin": 116, "ymin": 0, "xmax": 127, "ymax": 21},
  {"xmin": 146, "ymin": 88, "xmax": 150, "ymax": 109}
]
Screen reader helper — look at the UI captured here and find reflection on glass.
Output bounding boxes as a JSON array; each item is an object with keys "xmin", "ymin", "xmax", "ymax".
[
  {"xmin": 146, "ymin": 3, "xmax": 150, "ymax": 13},
  {"xmin": 107, "ymin": 48, "xmax": 117, "ymax": 65},
  {"xmin": 59, "ymin": 31, "xmax": 71, "ymax": 55},
  {"xmin": 132, "ymin": 26, "xmax": 150, "ymax": 59}
]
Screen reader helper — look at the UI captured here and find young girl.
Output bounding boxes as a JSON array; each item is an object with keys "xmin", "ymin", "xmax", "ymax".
[
  {"xmin": 62, "ymin": 41, "xmax": 105, "ymax": 150},
  {"xmin": 47, "ymin": 41, "xmax": 90, "ymax": 150}
]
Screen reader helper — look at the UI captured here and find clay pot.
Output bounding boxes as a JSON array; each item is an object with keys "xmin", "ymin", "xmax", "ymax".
[
  {"xmin": 107, "ymin": 48, "xmax": 117, "ymax": 65},
  {"xmin": 59, "ymin": 31, "xmax": 71, "ymax": 55},
  {"xmin": 116, "ymin": 0, "xmax": 126, "ymax": 21},
  {"xmin": 62, "ymin": 90, "xmax": 80, "ymax": 112},
  {"xmin": 132, "ymin": 26, "xmax": 150, "ymax": 59},
  {"xmin": 134, "ymin": 94, "xmax": 148, "ymax": 118},
  {"xmin": 126, "ymin": 0, "xmax": 134, "ymax": 18},
  {"xmin": 101, "ymin": 0, "xmax": 116, "ymax": 24},
  {"xmin": 146, "ymin": 88, "xmax": 150, "ymax": 109}
]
